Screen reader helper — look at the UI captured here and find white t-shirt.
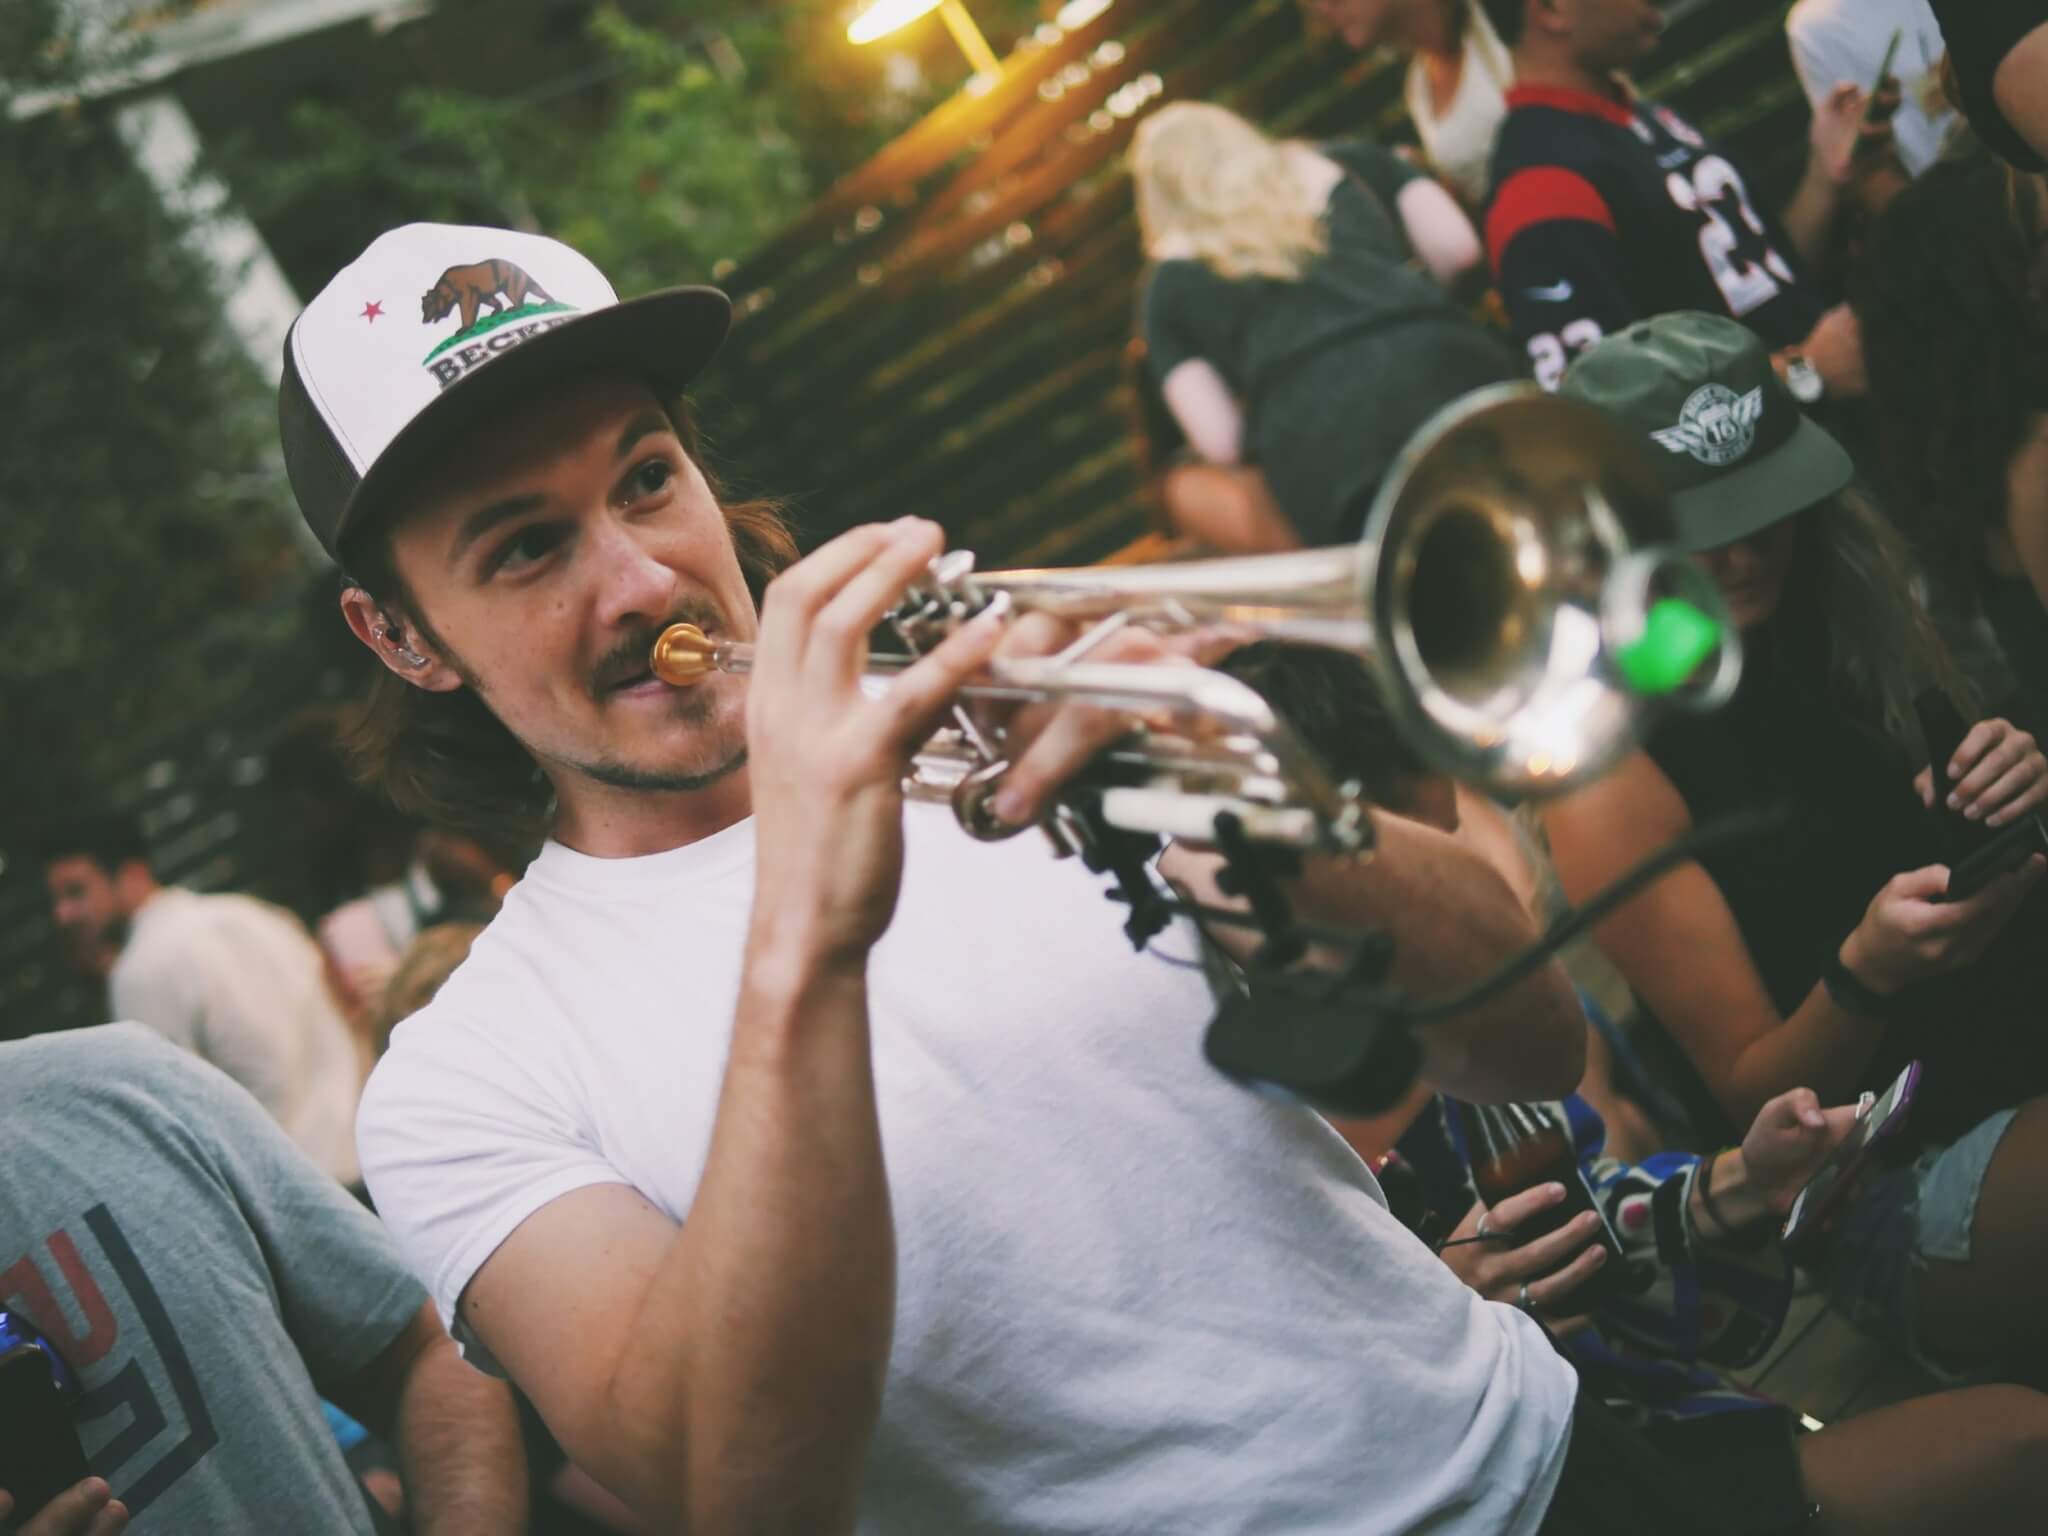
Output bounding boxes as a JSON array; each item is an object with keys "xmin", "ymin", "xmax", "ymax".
[
  {"xmin": 1406, "ymin": 0, "xmax": 1515, "ymax": 207},
  {"xmin": 359, "ymin": 805, "xmax": 1576, "ymax": 1533},
  {"xmin": 111, "ymin": 888, "xmax": 363, "ymax": 1184},
  {"xmin": 1787, "ymin": 0, "xmax": 1957, "ymax": 178}
]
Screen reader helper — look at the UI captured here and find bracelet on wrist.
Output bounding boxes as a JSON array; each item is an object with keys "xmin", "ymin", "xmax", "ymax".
[
  {"xmin": 1696, "ymin": 1150, "xmax": 1772, "ymax": 1251},
  {"xmin": 1822, "ymin": 948, "xmax": 1904, "ymax": 1019}
]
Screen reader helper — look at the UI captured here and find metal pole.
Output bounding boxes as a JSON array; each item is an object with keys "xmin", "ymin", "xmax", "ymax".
[{"xmin": 938, "ymin": 0, "xmax": 1001, "ymax": 79}]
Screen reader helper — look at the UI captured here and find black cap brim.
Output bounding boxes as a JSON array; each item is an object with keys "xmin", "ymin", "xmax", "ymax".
[{"xmin": 322, "ymin": 285, "xmax": 731, "ymax": 565}]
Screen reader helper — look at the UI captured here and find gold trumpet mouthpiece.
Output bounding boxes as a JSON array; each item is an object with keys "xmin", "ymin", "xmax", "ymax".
[{"xmin": 650, "ymin": 622, "xmax": 717, "ymax": 686}]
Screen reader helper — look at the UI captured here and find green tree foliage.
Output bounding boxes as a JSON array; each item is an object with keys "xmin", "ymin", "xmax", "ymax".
[
  {"xmin": 219, "ymin": 0, "xmax": 1046, "ymax": 301},
  {"xmin": 0, "ymin": 1, "xmax": 305, "ymax": 797}
]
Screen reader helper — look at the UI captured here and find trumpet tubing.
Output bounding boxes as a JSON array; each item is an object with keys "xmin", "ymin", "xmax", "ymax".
[{"xmin": 650, "ymin": 383, "xmax": 1738, "ymax": 850}]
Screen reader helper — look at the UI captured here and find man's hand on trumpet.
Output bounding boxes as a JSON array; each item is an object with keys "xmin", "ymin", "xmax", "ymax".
[
  {"xmin": 746, "ymin": 518, "xmax": 1007, "ymax": 971},
  {"xmin": 746, "ymin": 521, "xmax": 1221, "ymax": 961},
  {"xmin": 975, "ymin": 610, "xmax": 1230, "ymax": 830}
]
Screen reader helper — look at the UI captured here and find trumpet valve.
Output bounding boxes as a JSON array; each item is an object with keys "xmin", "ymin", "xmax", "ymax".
[{"xmin": 650, "ymin": 622, "xmax": 717, "ymax": 686}]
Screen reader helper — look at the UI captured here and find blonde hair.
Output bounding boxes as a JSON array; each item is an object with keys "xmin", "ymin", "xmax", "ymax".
[{"xmin": 1132, "ymin": 102, "xmax": 1331, "ymax": 282}]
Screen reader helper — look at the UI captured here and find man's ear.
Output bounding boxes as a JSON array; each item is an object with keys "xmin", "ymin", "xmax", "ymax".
[
  {"xmin": 1530, "ymin": 0, "xmax": 1569, "ymax": 39},
  {"xmin": 340, "ymin": 587, "xmax": 464, "ymax": 693}
]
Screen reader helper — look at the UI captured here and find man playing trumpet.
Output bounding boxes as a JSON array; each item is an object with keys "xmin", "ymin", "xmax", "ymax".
[{"xmin": 288, "ymin": 223, "xmax": 1633, "ymax": 1533}]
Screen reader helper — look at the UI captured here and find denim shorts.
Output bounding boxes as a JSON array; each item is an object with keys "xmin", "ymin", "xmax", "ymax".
[{"xmin": 1819, "ymin": 1107, "xmax": 2018, "ymax": 1380}]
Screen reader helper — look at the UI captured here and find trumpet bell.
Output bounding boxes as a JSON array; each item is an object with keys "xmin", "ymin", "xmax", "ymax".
[{"xmin": 1361, "ymin": 383, "xmax": 1733, "ymax": 797}]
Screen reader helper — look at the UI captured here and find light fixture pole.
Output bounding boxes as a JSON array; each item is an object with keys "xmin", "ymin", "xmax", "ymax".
[{"xmin": 848, "ymin": 0, "xmax": 1001, "ymax": 82}]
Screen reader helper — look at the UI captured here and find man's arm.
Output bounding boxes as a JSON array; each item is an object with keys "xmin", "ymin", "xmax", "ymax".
[
  {"xmin": 1161, "ymin": 810, "xmax": 1587, "ymax": 1102},
  {"xmin": 454, "ymin": 521, "xmax": 1009, "ymax": 1532},
  {"xmin": 323, "ymin": 1304, "xmax": 526, "ymax": 1535},
  {"xmin": 1484, "ymin": 169, "xmax": 1639, "ymax": 390}
]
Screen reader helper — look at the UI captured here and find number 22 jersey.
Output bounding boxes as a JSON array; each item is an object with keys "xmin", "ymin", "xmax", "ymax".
[{"xmin": 1484, "ymin": 85, "xmax": 1824, "ymax": 389}]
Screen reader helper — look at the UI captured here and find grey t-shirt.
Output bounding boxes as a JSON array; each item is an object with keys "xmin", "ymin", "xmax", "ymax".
[{"xmin": 0, "ymin": 1024, "xmax": 424, "ymax": 1532}]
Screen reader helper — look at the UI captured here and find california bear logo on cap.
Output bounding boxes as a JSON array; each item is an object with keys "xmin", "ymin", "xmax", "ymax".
[
  {"xmin": 1650, "ymin": 383, "xmax": 1764, "ymax": 468},
  {"xmin": 420, "ymin": 257, "xmax": 578, "ymax": 388}
]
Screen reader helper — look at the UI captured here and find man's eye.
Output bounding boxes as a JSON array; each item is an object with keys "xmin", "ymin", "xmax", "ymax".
[{"xmin": 490, "ymin": 523, "xmax": 567, "ymax": 575}]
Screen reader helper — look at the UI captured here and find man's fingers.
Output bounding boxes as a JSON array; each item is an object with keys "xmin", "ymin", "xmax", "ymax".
[
  {"xmin": 989, "ymin": 609, "xmax": 1074, "ymax": 665},
  {"xmin": 805, "ymin": 520, "xmax": 948, "ymax": 686},
  {"xmin": 1502, "ymin": 1209, "xmax": 1604, "ymax": 1279},
  {"xmin": 757, "ymin": 519, "xmax": 932, "ymax": 658},
  {"xmin": 1913, "ymin": 766, "xmax": 1935, "ymax": 808},
  {"xmin": 871, "ymin": 602, "xmax": 1009, "ymax": 750},
  {"xmin": 989, "ymin": 699, "xmax": 1137, "ymax": 826},
  {"xmin": 1477, "ymin": 1181, "xmax": 1567, "ymax": 1237},
  {"xmin": 1525, "ymin": 1238, "xmax": 1608, "ymax": 1310}
]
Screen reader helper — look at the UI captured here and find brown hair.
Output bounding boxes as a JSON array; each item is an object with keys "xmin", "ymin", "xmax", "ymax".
[
  {"xmin": 1855, "ymin": 150, "xmax": 2048, "ymax": 610},
  {"xmin": 1784, "ymin": 488, "xmax": 1980, "ymax": 760},
  {"xmin": 339, "ymin": 399, "xmax": 799, "ymax": 842},
  {"xmin": 374, "ymin": 920, "xmax": 486, "ymax": 1055}
]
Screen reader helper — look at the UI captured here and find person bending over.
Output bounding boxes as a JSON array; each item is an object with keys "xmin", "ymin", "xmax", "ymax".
[
  {"xmin": 1543, "ymin": 311, "xmax": 2048, "ymax": 1388},
  {"xmin": 1132, "ymin": 101, "xmax": 1511, "ymax": 549}
]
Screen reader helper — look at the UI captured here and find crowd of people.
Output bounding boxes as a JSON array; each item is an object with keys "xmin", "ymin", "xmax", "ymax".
[{"xmin": 8, "ymin": 1, "xmax": 2048, "ymax": 1533}]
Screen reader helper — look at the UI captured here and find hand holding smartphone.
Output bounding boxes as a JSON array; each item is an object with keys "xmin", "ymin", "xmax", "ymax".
[
  {"xmin": 1780, "ymin": 1062, "xmax": 1919, "ymax": 1258},
  {"xmin": 1914, "ymin": 691, "xmax": 2048, "ymax": 902},
  {"xmin": 0, "ymin": 1312, "xmax": 92, "ymax": 1528}
]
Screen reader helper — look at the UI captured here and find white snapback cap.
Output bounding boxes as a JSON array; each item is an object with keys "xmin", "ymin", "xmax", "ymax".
[{"xmin": 280, "ymin": 222, "xmax": 729, "ymax": 562}]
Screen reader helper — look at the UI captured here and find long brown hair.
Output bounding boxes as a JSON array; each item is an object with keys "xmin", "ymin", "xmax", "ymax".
[
  {"xmin": 1786, "ymin": 488, "xmax": 1979, "ymax": 761},
  {"xmin": 1855, "ymin": 150, "xmax": 2048, "ymax": 609},
  {"xmin": 339, "ymin": 400, "xmax": 799, "ymax": 843}
]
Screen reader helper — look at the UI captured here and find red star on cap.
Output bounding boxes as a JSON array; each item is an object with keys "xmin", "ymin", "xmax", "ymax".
[{"xmin": 361, "ymin": 300, "xmax": 384, "ymax": 323}]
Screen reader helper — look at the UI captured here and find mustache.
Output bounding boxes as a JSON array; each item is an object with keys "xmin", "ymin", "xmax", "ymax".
[{"xmin": 591, "ymin": 600, "xmax": 728, "ymax": 695}]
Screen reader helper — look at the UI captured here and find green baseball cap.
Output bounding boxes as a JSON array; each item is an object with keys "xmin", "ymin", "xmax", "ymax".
[{"xmin": 1558, "ymin": 311, "xmax": 1852, "ymax": 553}]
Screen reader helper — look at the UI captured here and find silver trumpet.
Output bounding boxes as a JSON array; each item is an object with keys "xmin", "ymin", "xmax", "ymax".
[{"xmin": 650, "ymin": 384, "xmax": 1740, "ymax": 854}]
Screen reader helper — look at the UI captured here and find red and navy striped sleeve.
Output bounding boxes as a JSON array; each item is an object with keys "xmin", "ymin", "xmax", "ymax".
[{"xmin": 1485, "ymin": 167, "xmax": 1639, "ymax": 390}]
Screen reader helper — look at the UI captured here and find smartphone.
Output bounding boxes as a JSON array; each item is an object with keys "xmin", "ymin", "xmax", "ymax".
[
  {"xmin": 1461, "ymin": 1104, "xmax": 1649, "ymax": 1306},
  {"xmin": 0, "ymin": 1341, "xmax": 90, "ymax": 1518},
  {"xmin": 1780, "ymin": 1060, "xmax": 1919, "ymax": 1257},
  {"xmin": 1542, "ymin": 1161, "xmax": 1653, "ymax": 1306},
  {"xmin": 1863, "ymin": 28, "xmax": 1903, "ymax": 119},
  {"xmin": 1944, "ymin": 817, "xmax": 2048, "ymax": 902}
]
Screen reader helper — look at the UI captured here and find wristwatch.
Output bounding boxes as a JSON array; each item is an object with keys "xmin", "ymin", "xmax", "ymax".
[{"xmin": 1783, "ymin": 353, "xmax": 1824, "ymax": 405}]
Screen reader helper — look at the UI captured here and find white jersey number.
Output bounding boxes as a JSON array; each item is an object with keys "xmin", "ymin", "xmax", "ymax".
[
  {"xmin": 1665, "ymin": 155, "xmax": 1794, "ymax": 317},
  {"xmin": 1527, "ymin": 319, "xmax": 1606, "ymax": 392}
]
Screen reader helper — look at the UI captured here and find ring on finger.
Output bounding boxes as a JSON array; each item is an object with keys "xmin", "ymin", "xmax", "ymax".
[
  {"xmin": 1517, "ymin": 1282, "xmax": 1534, "ymax": 1312},
  {"xmin": 1476, "ymin": 1211, "xmax": 1491, "ymax": 1240}
]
